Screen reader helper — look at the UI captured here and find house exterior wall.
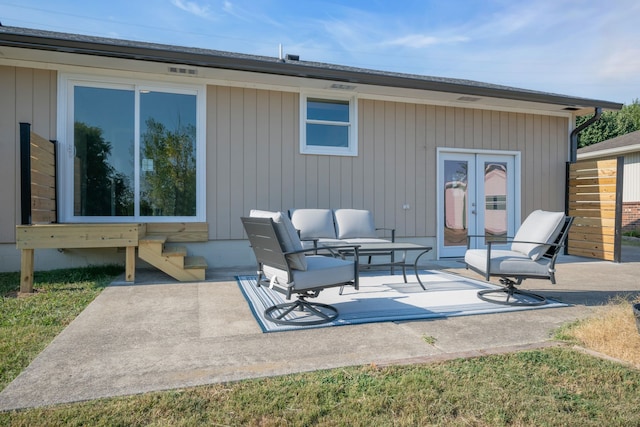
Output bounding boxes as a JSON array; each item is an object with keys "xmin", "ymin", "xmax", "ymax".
[
  {"xmin": 0, "ymin": 65, "xmax": 57, "ymax": 244},
  {"xmin": 622, "ymin": 154, "xmax": 640, "ymax": 230},
  {"xmin": 622, "ymin": 152, "xmax": 640, "ymax": 203},
  {"xmin": 622, "ymin": 202, "xmax": 640, "ymax": 232},
  {"xmin": 0, "ymin": 65, "xmax": 570, "ymax": 271},
  {"xmin": 207, "ymin": 86, "xmax": 569, "ymax": 241}
]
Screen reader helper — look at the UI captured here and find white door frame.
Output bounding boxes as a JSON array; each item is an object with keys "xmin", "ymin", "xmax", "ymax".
[{"xmin": 436, "ymin": 148, "xmax": 521, "ymax": 259}]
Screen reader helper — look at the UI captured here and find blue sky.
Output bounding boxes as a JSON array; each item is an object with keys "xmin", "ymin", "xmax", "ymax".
[{"xmin": 2, "ymin": 0, "xmax": 639, "ymax": 105}]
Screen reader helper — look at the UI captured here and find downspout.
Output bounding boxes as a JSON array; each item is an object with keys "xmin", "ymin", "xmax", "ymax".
[
  {"xmin": 564, "ymin": 106, "xmax": 603, "ymax": 255},
  {"xmin": 569, "ymin": 107, "xmax": 602, "ymax": 163}
]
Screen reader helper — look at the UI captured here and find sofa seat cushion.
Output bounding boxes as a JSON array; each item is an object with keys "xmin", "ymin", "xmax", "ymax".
[
  {"xmin": 249, "ymin": 209, "xmax": 307, "ymax": 271},
  {"xmin": 289, "ymin": 209, "xmax": 337, "ymax": 240},
  {"xmin": 263, "ymin": 255, "xmax": 355, "ymax": 291},
  {"xmin": 465, "ymin": 249, "xmax": 552, "ymax": 278},
  {"xmin": 334, "ymin": 209, "xmax": 379, "ymax": 239}
]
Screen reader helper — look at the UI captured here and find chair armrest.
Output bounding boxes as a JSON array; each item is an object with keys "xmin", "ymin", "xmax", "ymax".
[
  {"xmin": 317, "ymin": 244, "xmax": 362, "ymax": 258},
  {"xmin": 466, "ymin": 234, "xmax": 514, "ymax": 248},
  {"xmin": 284, "ymin": 244, "xmax": 361, "ymax": 257},
  {"xmin": 299, "ymin": 238, "xmax": 319, "ymax": 250},
  {"xmin": 467, "ymin": 234, "xmax": 515, "ymax": 239},
  {"xmin": 486, "ymin": 239, "xmax": 564, "ymax": 248},
  {"xmin": 376, "ymin": 227, "xmax": 396, "ymax": 242}
]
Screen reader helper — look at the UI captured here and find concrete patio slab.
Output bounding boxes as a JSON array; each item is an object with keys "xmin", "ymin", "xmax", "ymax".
[{"xmin": 1, "ymin": 245, "xmax": 639, "ymax": 411}]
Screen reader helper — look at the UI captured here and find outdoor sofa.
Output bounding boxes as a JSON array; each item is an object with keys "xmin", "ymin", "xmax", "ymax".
[{"xmin": 288, "ymin": 208, "xmax": 395, "ymax": 250}]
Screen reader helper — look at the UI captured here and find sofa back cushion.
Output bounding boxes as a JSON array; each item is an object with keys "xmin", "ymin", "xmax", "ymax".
[
  {"xmin": 511, "ymin": 210, "xmax": 565, "ymax": 261},
  {"xmin": 249, "ymin": 210, "xmax": 307, "ymax": 270},
  {"xmin": 289, "ymin": 209, "xmax": 337, "ymax": 240},
  {"xmin": 334, "ymin": 209, "xmax": 379, "ymax": 239}
]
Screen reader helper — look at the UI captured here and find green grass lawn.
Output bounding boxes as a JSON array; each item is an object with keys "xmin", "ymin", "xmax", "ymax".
[
  {"xmin": 0, "ymin": 265, "xmax": 123, "ymax": 391},
  {"xmin": 1, "ymin": 266, "xmax": 640, "ymax": 426}
]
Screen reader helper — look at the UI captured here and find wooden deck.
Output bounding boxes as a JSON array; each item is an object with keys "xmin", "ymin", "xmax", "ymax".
[{"xmin": 16, "ymin": 222, "xmax": 208, "ymax": 293}]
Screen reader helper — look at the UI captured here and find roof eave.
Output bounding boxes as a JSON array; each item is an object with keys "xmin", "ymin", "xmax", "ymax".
[
  {"xmin": 578, "ymin": 144, "xmax": 640, "ymax": 159},
  {"xmin": 0, "ymin": 29, "xmax": 624, "ymax": 111}
]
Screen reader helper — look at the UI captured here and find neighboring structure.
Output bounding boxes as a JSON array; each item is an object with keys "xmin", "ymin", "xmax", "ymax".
[
  {"xmin": 578, "ymin": 130, "xmax": 640, "ymax": 233},
  {"xmin": 0, "ymin": 26, "xmax": 624, "ymax": 273}
]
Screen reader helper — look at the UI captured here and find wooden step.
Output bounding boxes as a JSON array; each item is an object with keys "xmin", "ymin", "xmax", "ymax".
[
  {"xmin": 161, "ymin": 245, "xmax": 188, "ymax": 268},
  {"xmin": 139, "ymin": 235, "xmax": 167, "ymax": 244},
  {"xmin": 137, "ymin": 234, "xmax": 207, "ymax": 282},
  {"xmin": 162, "ymin": 245, "xmax": 187, "ymax": 257},
  {"xmin": 139, "ymin": 236, "xmax": 167, "ymax": 255},
  {"xmin": 184, "ymin": 256, "xmax": 207, "ymax": 270}
]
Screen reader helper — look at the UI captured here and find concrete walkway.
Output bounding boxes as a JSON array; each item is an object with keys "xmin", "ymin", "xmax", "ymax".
[{"xmin": 1, "ymin": 245, "xmax": 639, "ymax": 411}]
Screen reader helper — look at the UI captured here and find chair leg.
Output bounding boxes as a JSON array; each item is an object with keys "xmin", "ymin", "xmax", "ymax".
[
  {"xmin": 477, "ymin": 278, "xmax": 547, "ymax": 306},
  {"xmin": 263, "ymin": 296, "xmax": 339, "ymax": 326}
]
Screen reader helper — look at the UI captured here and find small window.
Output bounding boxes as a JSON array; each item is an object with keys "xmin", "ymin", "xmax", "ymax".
[{"xmin": 301, "ymin": 94, "xmax": 357, "ymax": 156}]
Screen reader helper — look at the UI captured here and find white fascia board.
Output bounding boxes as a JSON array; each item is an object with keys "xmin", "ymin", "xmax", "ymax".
[
  {"xmin": 1, "ymin": 47, "xmax": 575, "ymax": 118},
  {"xmin": 577, "ymin": 144, "xmax": 640, "ymax": 160}
]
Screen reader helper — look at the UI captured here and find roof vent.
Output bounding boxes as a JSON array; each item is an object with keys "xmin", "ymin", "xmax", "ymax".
[
  {"xmin": 285, "ymin": 54, "xmax": 299, "ymax": 61},
  {"xmin": 168, "ymin": 66, "xmax": 198, "ymax": 76},
  {"xmin": 457, "ymin": 96, "xmax": 481, "ymax": 102},
  {"xmin": 563, "ymin": 107, "xmax": 580, "ymax": 111},
  {"xmin": 330, "ymin": 83, "xmax": 357, "ymax": 91}
]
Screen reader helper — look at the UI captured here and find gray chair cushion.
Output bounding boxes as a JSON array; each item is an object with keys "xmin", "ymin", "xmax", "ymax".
[
  {"xmin": 511, "ymin": 210, "xmax": 565, "ymax": 261},
  {"xmin": 465, "ymin": 249, "xmax": 552, "ymax": 277},
  {"xmin": 289, "ymin": 209, "xmax": 337, "ymax": 240},
  {"xmin": 249, "ymin": 209, "xmax": 307, "ymax": 271},
  {"xmin": 334, "ymin": 209, "xmax": 379, "ymax": 239},
  {"xmin": 263, "ymin": 255, "xmax": 355, "ymax": 291}
]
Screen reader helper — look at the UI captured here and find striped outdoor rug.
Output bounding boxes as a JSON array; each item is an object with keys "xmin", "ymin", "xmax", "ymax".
[{"xmin": 236, "ymin": 270, "xmax": 568, "ymax": 332}]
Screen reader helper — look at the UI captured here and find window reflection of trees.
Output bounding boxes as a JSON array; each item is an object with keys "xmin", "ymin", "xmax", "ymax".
[
  {"xmin": 140, "ymin": 118, "xmax": 196, "ymax": 217},
  {"xmin": 74, "ymin": 118, "xmax": 196, "ymax": 218},
  {"xmin": 74, "ymin": 122, "xmax": 133, "ymax": 216}
]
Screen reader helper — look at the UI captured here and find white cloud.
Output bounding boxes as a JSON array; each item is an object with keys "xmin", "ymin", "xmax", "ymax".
[
  {"xmin": 385, "ymin": 34, "xmax": 469, "ymax": 48},
  {"xmin": 170, "ymin": 0, "xmax": 212, "ymax": 19},
  {"xmin": 217, "ymin": 1, "xmax": 284, "ymax": 27},
  {"xmin": 222, "ymin": 1, "xmax": 239, "ymax": 18}
]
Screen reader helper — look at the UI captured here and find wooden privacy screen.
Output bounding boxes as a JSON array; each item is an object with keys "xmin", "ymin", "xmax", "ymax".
[
  {"xmin": 567, "ymin": 157, "xmax": 623, "ymax": 262},
  {"xmin": 20, "ymin": 123, "xmax": 57, "ymax": 225}
]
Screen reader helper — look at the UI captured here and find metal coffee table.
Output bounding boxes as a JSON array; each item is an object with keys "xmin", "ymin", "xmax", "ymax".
[{"xmin": 336, "ymin": 242, "xmax": 432, "ymax": 290}]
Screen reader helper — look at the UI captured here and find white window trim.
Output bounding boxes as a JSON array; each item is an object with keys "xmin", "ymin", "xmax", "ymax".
[
  {"xmin": 57, "ymin": 73, "xmax": 207, "ymax": 223},
  {"xmin": 300, "ymin": 92, "xmax": 358, "ymax": 156}
]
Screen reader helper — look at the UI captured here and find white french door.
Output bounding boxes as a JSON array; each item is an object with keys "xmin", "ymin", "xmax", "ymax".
[{"xmin": 437, "ymin": 150, "xmax": 520, "ymax": 258}]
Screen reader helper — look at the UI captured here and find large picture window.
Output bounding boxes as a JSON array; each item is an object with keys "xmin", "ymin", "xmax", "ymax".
[
  {"xmin": 60, "ymin": 76, "xmax": 205, "ymax": 222},
  {"xmin": 300, "ymin": 93, "xmax": 357, "ymax": 156}
]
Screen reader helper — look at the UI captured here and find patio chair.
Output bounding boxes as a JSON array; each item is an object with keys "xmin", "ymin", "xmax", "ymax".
[
  {"xmin": 241, "ymin": 213, "xmax": 360, "ymax": 326},
  {"xmin": 464, "ymin": 210, "xmax": 574, "ymax": 306}
]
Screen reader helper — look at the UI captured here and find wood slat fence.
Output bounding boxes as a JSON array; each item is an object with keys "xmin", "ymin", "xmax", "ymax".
[
  {"xmin": 567, "ymin": 157, "xmax": 624, "ymax": 262},
  {"xmin": 20, "ymin": 122, "xmax": 57, "ymax": 225}
]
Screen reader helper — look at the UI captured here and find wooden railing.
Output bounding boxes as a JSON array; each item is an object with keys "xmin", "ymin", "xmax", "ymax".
[
  {"xmin": 20, "ymin": 122, "xmax": 57, "ymax": 225},
  {"xmin": 567, "ymin": 157, "xmax": 623, "ymax": 262},
  {"xmin": 16, "ymin": 124, "xmax": 210, "ymax": 292}
]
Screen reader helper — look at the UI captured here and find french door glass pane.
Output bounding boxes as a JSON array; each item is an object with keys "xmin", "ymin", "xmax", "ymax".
[
  {"xmin": 484, "ymin": 162, "xmax": 508, "ymax": 241},
  {"xmin": 140, "ymin": 91, "xmax": 197, "ymax": 217},
  {"xmin": 443, "ymin": 160, "xmax": 468, "ymax": 247},
  {"xmin": 74, "ymin": 86, "xmax": 134, "ymax": 216}
]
